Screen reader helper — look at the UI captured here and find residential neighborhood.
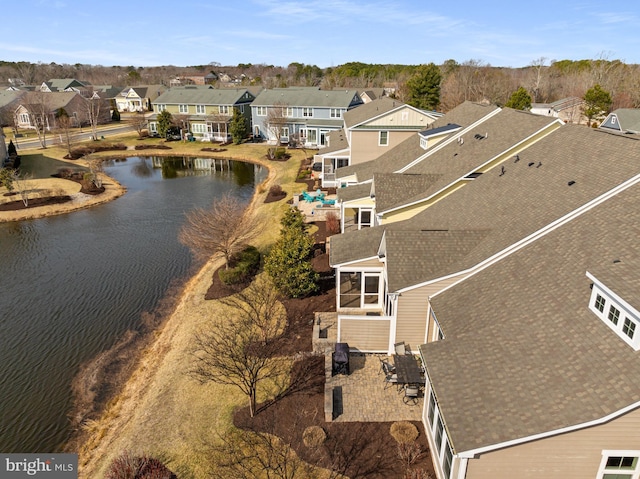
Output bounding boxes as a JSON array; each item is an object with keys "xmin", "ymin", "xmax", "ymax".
[{"xmin": 2, "ymin": 62, "xmax": 640, "ymax": 479}]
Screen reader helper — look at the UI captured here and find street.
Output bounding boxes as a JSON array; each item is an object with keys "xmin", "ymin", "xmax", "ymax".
[{"xmin": 10, "ymin": 122, "xmax": 136, "ymax": 150}]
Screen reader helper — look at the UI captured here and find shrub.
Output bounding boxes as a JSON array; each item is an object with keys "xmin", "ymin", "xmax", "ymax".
[
  {"xmin": 219, "ymin": 246, "xmax": 261, "ymax": 285},
  {"xmin": 105, "ymin": 451, "xmax": 176, "ymax": 479},
  {"xmin": 297, "ymin": 169, "xmax": 311, "ymax": 180},
  {"xmin": 302, "ymin": 426, "xmax": 327, "ymax": 448},
  {"xmin": 390, "ymin": 421, "xmax": 419, "ymax": 444},
  {"xmin": 397, "ymin": 442, "xmax": 426, "ymax": 469},
  {"xmin": 57, "ymin": 167, "xmax": 74, "ymax": 179},
  {"xmin": 325, "ymin": 212, "xmax": 340, "ymax": 236},
  {"xmin": 112, "ymin": 109, "xmax": 121, "ymax": 122}
]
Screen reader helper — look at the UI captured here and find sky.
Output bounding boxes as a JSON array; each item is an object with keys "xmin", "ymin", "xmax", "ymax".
[{"xmin": 1, "ymin": 0, "xmax": 639, "ymax": 69}]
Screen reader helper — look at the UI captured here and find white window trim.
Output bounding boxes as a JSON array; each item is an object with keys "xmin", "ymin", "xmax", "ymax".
[
  {"xmin": 179, "ymin": 104, "xmax": 188, "ymax": 113},
  {"xmin": 302, "ymin": 107, "xmax": 313, "ymax": 118},
  {"xmin": 256, "ymin": 106, "xmax": 267, "ymax": 116},
  {"xmin": 379, "ymin": 130, "xmax": 389, "ymax": 146},
  {"xmin": 285, "ymin": 107, "xmax": 294, "ymax": 117},
  {"xmin": 425, "ymin": 383, "xmax": 455, "ymax": 479},
  {"xmin": 587, "ymin": 272, "xmax": 640, "ymax": 350},
  {"xmin": 597, "ymin": 450, "xmax": 640, "ymax": 479},
  {"xmin": 219, "ymin": 105, "xmax": 229, "ymax": 115},
  {"xmin": 196, "ymin": 104, "xmax": 206, "ymax": 114},
  {"xmin": 337, "ymin": 268, "xmax": 384, "ymax": 310}
]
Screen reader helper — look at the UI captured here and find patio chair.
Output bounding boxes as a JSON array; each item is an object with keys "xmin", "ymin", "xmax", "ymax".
[
  {"xmin": 394, "ymin": 341, "xmax": 406, "ymax": 355},
  {"xmin": 379, "ymin": 358, "xmax": 396, "ymax": 375},
  {"xmin": 320, "ymin": 197, "xmax": 336, "ymax": 206},
  {"xmin": 384, "ymin": 370, "xmax": 398, "ymax": 390},
  {"xmin": 302, "ymin": 191, "xmax": 315, "ymax": 203},
  {"xmin": 403, "ymin": 385, "xmax": 420, "ymax": 405}
]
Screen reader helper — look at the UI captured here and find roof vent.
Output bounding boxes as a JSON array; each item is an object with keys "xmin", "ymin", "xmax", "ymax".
[
  {"xmin": 514, "ymin": 154, "xmax": 520, "ymax": 163},
  {"xmin": 568, "ymin": 180, "xmax": 576, "ymax": 186},
  {"xmin": 536, "ymin": 162, "xmax": 542, "ymax": 168},
  {"xmin": 499, "ymin": 165, "xmax": 505, "ymax": 176},
  {"xmin": 528, "ymin": 162, "xmax": 535, "ymax": 167}
]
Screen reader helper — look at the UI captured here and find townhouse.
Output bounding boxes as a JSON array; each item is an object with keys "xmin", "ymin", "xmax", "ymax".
[
  {"xmin": 314, "ymin": 97, "xmax": 441, "ymax": 187},
  {"xmin": 149, "ymin": 86, "xmax": 255, "ymax": 141},
  {"xmin": 115, "ymin": 85, "xmax": 167, "ymax": 112},
  {"xmin": 250, "ymin": 87, "xmax": 363, "ymax": 147},
  {"xmin": 326, "ymin": 122, "xmax": 640, "ymax": 478},
  {"xmin": 14, "ymin": 91, "xmax": 110, "ymax": 130}
]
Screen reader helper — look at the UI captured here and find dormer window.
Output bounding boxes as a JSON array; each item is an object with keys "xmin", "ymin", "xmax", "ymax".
[{"xmin": 587, "ymin": 272, "xmax": 640, "ymax": 350}]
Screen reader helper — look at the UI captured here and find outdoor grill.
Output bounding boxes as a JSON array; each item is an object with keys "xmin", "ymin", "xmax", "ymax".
[{"xmin": 332, "ymin": 342, "xmax": 350, "ymax": 375}]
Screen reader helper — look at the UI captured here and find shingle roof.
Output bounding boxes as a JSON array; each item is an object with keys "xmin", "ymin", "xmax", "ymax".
[
  {"xmin": 383, "ymin": 125, "xmax": 640, "ymax": 290},
  {"xmin": 328, "ymin": 225, "xmax": 386, "ymax": 266},
  {"xmin": 153, "ymin": 87, "xmax": 253, "ymax": 105},
  {"xmin": 252, "ymin": 87, "xmax": 361, "ymax": 108},
  {"xmin": 422, "ymin": 182, "xmax": 640, "ymax": 453},
  {"xmin": 336, "ymin": 183, "xmax": 371, "ymax": 202},
  {"xmin": 22, "ymin": 91, "xmax": 80, "ymax": 111},
  {"xmin": 343, "ymin": 97, "xmax": 405, "ymax": 128},
  {"xmin": 336, "ymin": 101, "xmax": 499, "ymax": 183},
  {"xmin": 372, "ymin": 173, "xmax": 442, "ymax": 213},
  {"xmin": 0, "ymin": 90, "xmax": 25, "ymax": 109},
  {"xmin": 317, "ymin": 129, "xmax": 349, "ymax": 155},
  {"xmin": 605, "ymin": 109, "xmax": 640, "ymax": 133}
]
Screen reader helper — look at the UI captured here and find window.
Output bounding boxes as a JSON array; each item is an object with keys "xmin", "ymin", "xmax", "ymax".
[
  {"xmin": 256, "ymin": 106, "xmax": 267, "ymax": 116},
  {"xmin": 240, "ymin": 105, "xmax": 245, "ymax": 113},
  {"xmin": 285, "ymin": 107, "xmax": 294, "ymax": 117},
  {"xmin": 595, "ymin": 294, "xmax": 606, "ymax": 312},
  {"xmin": 302, "ymin": 107, "xmax": 313, "ymax": 117},
  {"xmin": 306, "ymin": 129, "xmax": 317, "ymax": 143},
  {"xmin": 597, "ymin": 452, "xmax": 640, "ymax": 479},
  {"xmin": 219, "ymin": 105, "xmax": 229, "ymax": 115},
  {"xmin": 196, "ymin": 104, "xmax": 206, "ymax": 114},
  {"xmin": 443, "ymin": 440, "xmax": 453, "ymax": 479},
  {"xmin": 623, "ymin": 318, "xmax": 636, "ymax": 339},
  {"xmin": 191, "ymin": 123, "xmax": 207, "ymax": 134},
  {"xmin": 179, "ymin": 104, "xmax": 188, "ymax": 113},
  {"xmin": 156, "ymin": 104, "xmax": 166, "ymax": 112},
  {"xmin": 330, "ymin": 108, "xmax": 341, "ymax": 118},
  {"xmin": 338, "ymin": 271, "xmax": 382, "ymax": 309},
  {"xmin": 19, "ymin": 113, "xmax": 30, "ymax": 124},
  {"xmin": 379, "ymin": 131, "xmax": 389, "ymax": 146},
  {"xmin": 428, "ymin": 392, "xmax": 436, "ymax": 426},
  {"xmin": 609, "ymin": 306, "xmax": 620, "ymax": 325},
  {"xmin": 356, "ymin": 209, "xmax": 372, "ymax": 229}
]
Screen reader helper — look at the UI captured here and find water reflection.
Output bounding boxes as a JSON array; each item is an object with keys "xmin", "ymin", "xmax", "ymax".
[{"xmin": 0, "ymin": 155, "xmax": 266, "ymax": 453}]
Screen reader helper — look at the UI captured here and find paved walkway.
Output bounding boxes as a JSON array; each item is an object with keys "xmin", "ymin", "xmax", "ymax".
[{"xmin": 328, "ymin": 352, "xmax": 424, "ymax": 422}]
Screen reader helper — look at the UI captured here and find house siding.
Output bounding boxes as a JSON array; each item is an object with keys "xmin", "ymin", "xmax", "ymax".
[
  {"xmin": 350, "ymin": 130, "xmax": 417, "ymax": 165},
  {"xmin": 340, "ymin": 318, "xmax": 390, "ymax": 351},
  {"xmin": 396, "ymin": 276, "xmax": 466, "ymax": 346},
  {"xmin": 465, "ymin": 406, "xmax": 640, "ymax": 479}
]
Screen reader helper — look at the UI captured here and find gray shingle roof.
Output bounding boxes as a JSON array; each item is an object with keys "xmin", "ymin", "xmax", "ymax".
[
  {"xmin": 317, "ymin": 129, "xmax": 349, "ymax": 155},
  {"xmin": 328, "ymin": 225, "xmax": 386, "ymax": 266},
  {"xmin": 336, "ymin": 182, "xmax": 371, "ymax": 202},
  {"xmin": 422, "ymin": 182, "xmax": 640, "ymax": 453},
  {"xmin": 252, "ymin": 87, "xmax": 361, "ymax": 108},
  {"xmin": 153, "ymin": 87, "xmax": 252, "ymax": 105},
  {"xmin": 372, "ymin": 173, "xmax": 442, "ymax": 213},
  {"xmin": 603, "ymin": 109, "xmax": 640, "ymax": 133},
  {"xmin": 343, "ymin": 97, "xmax": 405, "ymax": 128},
  {"xmin": 336, "ymin": 101, "xmax": 499, "ymax": 183}
]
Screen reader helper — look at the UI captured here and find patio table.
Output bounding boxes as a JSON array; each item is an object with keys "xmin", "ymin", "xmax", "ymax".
[{"xmin": 393, "ymin": 354, "xmax": 423, "ymax": 386}]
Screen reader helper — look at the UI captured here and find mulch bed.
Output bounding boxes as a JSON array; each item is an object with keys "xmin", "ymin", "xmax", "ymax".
[
  {"xmin": 234, "ymin": 356, "xmax": 434, "ymax": 479},
  {"xmin": 206, "ymin": 222, "xmax": 433, "ymax": 479},
  {"xmin": 134, "ymin": 145, "xmax": 172, "ymax": 150},
  {"xmin": 0, "ymin": 195, "xmax": 72, "ymax": 211},
  {"xmin": 264, "ymin": 191, "xmax": 287, "ymax": 203},
  {"xmin": 201, "ymin": 148, "xmax": 227, "ymax": 153}
]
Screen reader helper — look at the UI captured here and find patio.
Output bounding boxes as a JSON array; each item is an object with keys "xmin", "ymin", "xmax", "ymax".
[
  {"xmin": 313, "ymin": 318, "xmax": 424, "ymax": 423},
  {"xmin": 293, "ymin": 190, "xmax": 339, "ymax": 223}
]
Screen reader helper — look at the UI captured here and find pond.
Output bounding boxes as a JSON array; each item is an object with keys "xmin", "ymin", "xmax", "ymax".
[{"xmin": 0, "ymin": 155, "xmax": 266, "ymax": 453}]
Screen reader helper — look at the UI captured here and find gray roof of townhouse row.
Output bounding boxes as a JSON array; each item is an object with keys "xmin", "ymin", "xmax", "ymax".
[
  {"xmin": 335, "ymin": 101, "xmax": 500, "ymax": 183},
  {"xmin": 421, "ymin": 182, "xmax": 640, "ymax": 454},
  {"xmin": 372, "ymin": 173, "xmax": 442, "ymax": 213},
  {"xmin": 153, "ymin": 87, "xmax": 253, "ymax": 105},
  {"xmin": 330, "ymin": 125, "xmax": 640, "ymax": 291},
  {"xmin": 343, "ymin": 97, "xmax": 405, "ymax": 128},
  {"xmin": 328, "ymin": 225, "xmax": 387, "ymax": 267},
  {"xmin": 378, "ymin": 108, "xmax": 559, "ymax": 213},
  {"xmin": 336, "ymin": 182, "xmax": 371, "ymax": 202},
  {"xmin": 251, "ymin": 87, "xmax": 361, "ymax": 108},
  {"xmin": 317, "ymin": 129, "xmax": 349, "ymax": 155},
  {"xmin": 382, "ymin": 125, "xmax": 640, "ymax": 291}
]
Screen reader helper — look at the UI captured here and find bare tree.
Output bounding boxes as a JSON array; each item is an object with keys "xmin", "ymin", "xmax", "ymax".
[
  {"xmin": 171, "ymin": 113, "xmax": 190, "ymax": 140},
  {"xmin": 22, "ymin": 91, "xmax": 52, "ymax": 148},
  {"xmin": 266, "ymin": 102, "xmax": 289, "ymax": 145},
  {"xmin": 12, "ymin": 171, "xmax": 32, "ymax": 207},
  {"xmin": 87, "ymin": 159, "xmax": 105, "ymax": 189},
  {"xmin": 129, "ymin": 112, "xmax": 149, "ymax": 138},
  {"xmin": 207, "ymin": 427, "xmax": 317, "ymax": 479},
  {"xmin": 189, "ymin": 303, "xmax": 285, "ymax": 417},
  {"xmin": 220, "ymin": 275, "xmax": 287, "ymax": 345},
  {"xmin": 55, "ymin": 112, "xmax": 74, "ymax": 156},
  {"xmin": 179, "ymin": 194, "xmax": 261, "ymax": 269},
  {"xmin": 84, "ymin": 95, "xmax": 105, "ymax": 140},
  {"xmin": 528, "ymin": 57, "xmax": 548, "ymax": 102}
]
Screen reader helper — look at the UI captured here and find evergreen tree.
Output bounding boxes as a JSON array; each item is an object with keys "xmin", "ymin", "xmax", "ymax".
[
  {"xmin": 264, "ymin": 207, "xmax": 318, "ymax": 298},
  {"xmin": 405, "ymin": 63, "xmax": 442, "ymax": 110},
  {"xmin": 583, "ymin": 84, "xmax": 612, "ymax": 126},
  {"xmin": 111, "ymin": 108, "xmax": 120, "ymax": 122},
  {"xmin": 229, "ymin": 108, "xmax": 248, "ymax": 145},
  {"xmin": 505, "ymin": 86, "xmax": 532, "ymax": 110},
  {"xmin": 8, "ymin": 140, "xmax": 17, "ymax": 157},
  {"xmin": 157, "ymin": 110, "xmax": 173, "ymax": 137}
]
